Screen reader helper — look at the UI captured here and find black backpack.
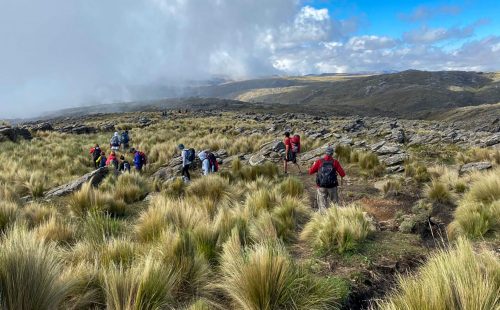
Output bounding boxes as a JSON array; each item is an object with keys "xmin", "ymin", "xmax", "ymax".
[
  {"xmin": 316, "ymin": 159, "xmax": 338, "ymax": 188},
  {"xmin": 187, "ymin": 148, "xmax": 196, "ymax": 162},
  {"xmin": 207, "ymin": 152, "xmax": 219, "ymax": 172}
]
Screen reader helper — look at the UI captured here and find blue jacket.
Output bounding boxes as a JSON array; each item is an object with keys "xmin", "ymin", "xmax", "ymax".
[{"xmin": 133, "ymin": 152, "xmax": 142, "ymax": 169}]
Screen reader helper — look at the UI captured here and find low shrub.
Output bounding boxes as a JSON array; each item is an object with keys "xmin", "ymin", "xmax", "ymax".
[
  {"xmin": 82, "ymin": 211, "xmax": 125, "ymax": 243},
  {"xmin": 383, "ymin": 179, "xmax": 402, "ymax": 197},
  {"xmin": 405, "ymin": 162, "xmax": 430, "ymax": 183},
  {"xmin": 376, "ymin": 238, "xmax": 500, "ymax": 310},
  {"xmin": 113, "ymin": 173, "xmax": 150, "ymax": 204},
  {"xmin": 272, "ymin": 197, "xmax": 310, "ymax": 243},
  {"xmin": 466, "ymin": 169, "xmax": 500, "ymax": 204},
  {"xmin": 35, "ymin": 216, "xmax": 75, "ymax": 245},
  {"xmin": 24, "ymin": 171, "xmax": 47, "ymax": 198},
  {"xmin": 239, "ymin": 162, "xmax": 279, "ymax": 181},
  {"xmin": 300, "ymin": 205, "xmax": 374, "ymax": 254}
]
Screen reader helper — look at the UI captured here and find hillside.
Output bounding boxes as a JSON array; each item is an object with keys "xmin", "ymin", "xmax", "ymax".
[{"xmin": 191, "ymin": 70, "xmax": 500, "ymax": 118}]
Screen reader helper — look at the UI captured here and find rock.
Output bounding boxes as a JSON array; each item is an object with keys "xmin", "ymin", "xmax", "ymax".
[
  {"xmin": 30, "ymin": 122, "xmax": 53, "ymax": 131},
  {"xmin": 100, "ymin": 123, "xmax": 116, "ymax": 132},
  {"xmin": 387, "ymin": 128, "xmax": 406, "ymax": 144},
  {"xmin": 249, "ymin": 153, "xmax": 266, "ymax": 166},
  {"xmin": 45, "ymin": 167, "xmax": 109, "ymax": 198},
  {"xmin": 343, "ymin": 118, "xmax": 365, "ymax": 132},
  {"xmin": 138, "ymin": 117, "xmax": 152, "ymax": 127},
  {"xmin": 376, "ymin": 145, "xmax": 401, "ymax": 155},
  {"xmin": 386, "ymin": 165, "xmax": 405, "ymax": 173},
  {"xmin": 338, "ymin": 137, "xmax": 354, "ymax": 145},
  {"xmin": 483, "ymin": 133, "xmax": 500, "ymax": 146},
  {"xmin": 459, "ymin": 161, "xmax": 492, "ymax": 174},
  {"xmin": 0, "ymin": 126, "xmax": 32, "ymax": 142},
  {"xmin": 59, "ymin": 124, "xmax": 97, "ymax": 135},
  {"xmin": 383, "ymin": 153, "xmax": 409, "ymax": 166},
  {"xmin": 271, "ymin": 141, "xmax": 286, "ymax": 152},
  {"xmin": 370, "ymin": 140, "xmax": 386, "ymax": 152}
]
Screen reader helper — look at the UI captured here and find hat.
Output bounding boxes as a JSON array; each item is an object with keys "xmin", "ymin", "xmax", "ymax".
[
  {"xmin": 325, "ymin": 146, "xmax": 334, "ymax": 155},
  {"xmin": 120, "ymin": 155, "xmax": 125, "ymax": 160},
  {"xmin": 178, "ymin": 144, "xmax": 185, "ymax": 150}
]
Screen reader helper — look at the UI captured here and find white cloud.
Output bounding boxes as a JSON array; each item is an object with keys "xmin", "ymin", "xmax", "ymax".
[{"xmin": 0, "ymin": 1, "xmax": 499, "ymax": 118}]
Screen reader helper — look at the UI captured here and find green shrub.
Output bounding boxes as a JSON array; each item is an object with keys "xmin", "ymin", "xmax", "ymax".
[
  {"xmin": 300, "ymin": 205, "xmax": 374, "ymax": 254},
  {"xmin": 377, "ymin": 238, "xmax": 500, "ymax": 310}
]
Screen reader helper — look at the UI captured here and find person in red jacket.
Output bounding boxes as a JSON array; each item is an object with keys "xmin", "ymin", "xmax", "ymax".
[
  {"xmin": 105, "ymin": 151, "xmax": 118, "ymax": 170},
  {"xmin": 89, "ymin": 144, "xmax": 101, "ymax": 169},
  {"xmin": 308, "ymin": 145, "xmax": 346, "ymax": 211},
  {"xmin": 283, "ymin": 131, "xmax": 301, "ymax": 174}
]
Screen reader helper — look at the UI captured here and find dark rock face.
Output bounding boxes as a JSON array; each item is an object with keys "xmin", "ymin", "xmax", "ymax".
[
  {"xmin": 45, "ymin": 167, "xmax": 109, "ymax": 198},
  {"xmin": 0, "ymin": 126, "xmax": 33, "ymax": 142},
  {"xmin": 343, "ymin": 118, "xmax": 365, "ymax": 133},
  {"xmin": 27, "ymin": 122, "xmax": 54, "ymax": 132},
  {"xmin": 59, "ymin": 124, "xmax": 97, "ymax": 134}
]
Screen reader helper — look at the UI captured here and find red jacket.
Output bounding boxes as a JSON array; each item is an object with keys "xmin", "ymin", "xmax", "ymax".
[
  {"xmin": 308, "ymin": 155, "xmax": 346, "ymax": 177},
  {"xmin": 106, "ymin": 154, "xmax": 117, "ymax": 166}
]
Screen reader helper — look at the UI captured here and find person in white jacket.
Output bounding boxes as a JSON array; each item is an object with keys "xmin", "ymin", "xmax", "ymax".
[{"xmin": 198, "ymin": 150, "xmax": 211, "ymax": 176}]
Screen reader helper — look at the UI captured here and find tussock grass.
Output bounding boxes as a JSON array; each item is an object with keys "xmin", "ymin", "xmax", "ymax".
[
  {"xmin": 24, "ymin": 171, "xmax": 47, "ymax": 198},
  {"xmin": 448, "ymin": 169, "xmax": 500, "ymax": 239},
  {"xmin": 335, "ymin": 144, "xmax": 352, "ymax": 163},
  {"xmin": 103, "ymin": 256, "xmax": 178, "ymax": 310},
  {"xmin": 21, "ymin": 202, "xmax": 57, "ymax": 227},
  {"xmin": 359, "ymin": 152, "xmax": 385, "ymax": 177},
  {"xmin": 0, "ymin": 201, "xmax": 18, "ymax": 231},
  {"xmin": 277, "ymin": 176, "xmax": 304, "ymax": 198},
  {"xmin": 35, "ymin": 216, "xmax": 75, "ymax": 245},
  {"xmin": 69, "ymin": 182, "xmax": 127, "ymax": 216},
  {"xmin": 424, "ymin": 180, "xmax": 454, "ymax": 204},
  {"xmin": 186, "ymin": 175, "xmax": 237, "ymax": 205},
  {"xmin": 239, "ymin": 162, "xmax": 279, "ymax": 181},
  {"xmin": 82, "ymin": 211, "xmax": 125, "ymax": 243},
  {"xmin": 0, "ymin": 226, "xmax": 71, "ymax": 309},
  {"xmin": 455, "ymin": 147, "xmax": 495, "ymax": 164},
  {"xmin": 218, "ymin": 231, "xmax": 341, "ymax": 309},
  {"xmin": 405, "ymin": 162, "xmax": 430, "ymax": 183},
  {"xmin": 113, "ymin": 173, "xmax": 150, "ymax": 204},
  {"xmin": 383, "ymin": 179, "xmax": 402, "ymax": 197},
  {"xmin": 377, "ymin": 238, "xmax": 500, "ymax": 310},
  {"xmin": 272, "ymin": 197, "xmax": 310, "ymax": 243},
  {"xmin": 301, "ymin": 205, "xmax": 374, "ymax": 254}
]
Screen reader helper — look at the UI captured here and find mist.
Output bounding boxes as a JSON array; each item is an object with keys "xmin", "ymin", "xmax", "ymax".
[{"xmin": 0, "ymin": 0, "xmax": 298, "ymax": 118}]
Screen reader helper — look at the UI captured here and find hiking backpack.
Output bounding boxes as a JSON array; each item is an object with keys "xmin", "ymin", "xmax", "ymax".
[
  {"xmin": 206, "ymin": 152, "xmax": 219, "ymax": 172},
  {"xmin": 111, "ymin": 158, "xmax": 119, "ymax": 170},
  {"xmin": 92, "ymin": 147, "xmax": 101, "ymax": 159},
  {"xmin": 316, "ymin": 159, "xmax": 338, "ymax": 188},
  {"xmin": 121, "ymin": 132, "xmax": 129, "ymax": 144},
  {"xmin": 291, "ymin": 135, "xmax": 301, "ymax": 153},
  {"xmin": 187, "ymin": 148, "xmax": 196, "ymax": 162},
  {"xmin": 111, "ymin": 135, "xmax": 120, "ymax": 146}
]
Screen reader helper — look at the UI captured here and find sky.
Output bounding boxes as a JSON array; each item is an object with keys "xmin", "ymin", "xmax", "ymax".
[{"xmin": 1, "ymin": 0, "xmax": 499, "ymax": 118}]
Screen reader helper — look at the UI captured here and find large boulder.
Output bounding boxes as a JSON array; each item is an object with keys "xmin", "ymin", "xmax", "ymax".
[
  {"xmin": 45, "ymin": 167, "xmax": 109, "ymax": 198},
  {"xmin": 0, "ymin": 126, "xmax": 32, "ymax": 142},
  {"xmin": 249, "ymin": 153, "xmax": 266, "ymax": 166},
  {"xmin": 376, "ymin": 145, "xmax": 401, "ymax": 155},
  {"xmin": 459, "ymin": 162, "xmax": 492, "ymax": 175},
  {"xmin": 383, "ymin": 153, "xmax": 409, "ymax": 166}
]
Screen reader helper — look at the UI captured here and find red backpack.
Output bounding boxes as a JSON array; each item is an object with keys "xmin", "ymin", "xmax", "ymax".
[{"xmin": 291, "ymin": 135, "xmax": 301, "ymax": 153}]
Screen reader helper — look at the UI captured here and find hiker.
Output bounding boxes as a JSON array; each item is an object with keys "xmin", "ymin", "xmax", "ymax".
[
  {"xmin": 121, "ymin": 130, "xmax": 130, "ymax": 151},
  {"xmin": 283, "ymin": 132, "xmax": 301, "ymax": 174},
  {"xmin": 198, "ymin": 150, "xmax": 219, "ymax": 176},
  {"xmin": 179, "ymin": 144, "xmax": 195, "ymax": 182},
  {"xmin": 132, "ymin": 148, "xmax": 147, "ymax": 172},
  {"xmin": 308, "ymin": 146, "xmax": 346, "ymax": 211},
  {"xmin": 96, "ymin": 151, "xmax": 107, "ymax": 168},
  {"xmin": 110, "ymin": 132, "xmax": 120, "ymax": 151},
  {"xmin": 119, "ymin": 155, "xmax": 131, "ymax": 173},
  {"xmin": 89, "ymin": 144, "xmax": 101, "ymax": 169},
  {"xmin": 106, "ymin": 151, "xmax": 119, "ymax": 170}
]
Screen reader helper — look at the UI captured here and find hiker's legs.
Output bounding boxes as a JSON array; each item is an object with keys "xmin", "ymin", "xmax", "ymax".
[
  {"xmin": 182, "ymin": 165, "xmax": 191, "ymax": 180},
  {"xmin": 316, "ymin": 187, "xmax": 329, "ymax": 212},
  {"xmin": 329, "ymin": 187, "xmax": 339, "ymax": 205},
  {"xmin": 283, "ymin": 159, "xmax": 288, "ymax": 173}
]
